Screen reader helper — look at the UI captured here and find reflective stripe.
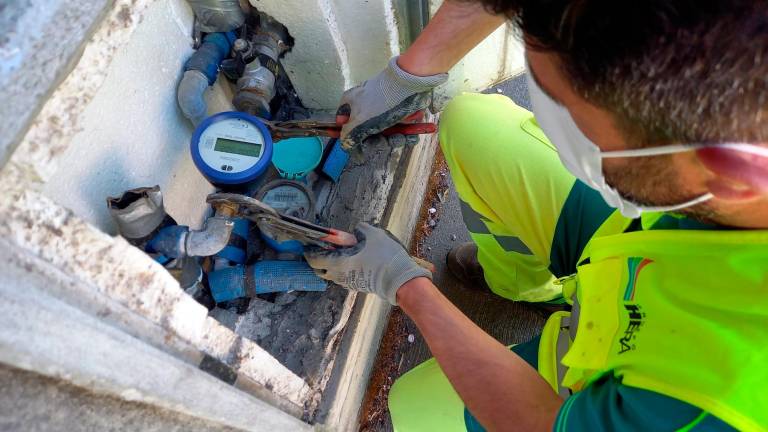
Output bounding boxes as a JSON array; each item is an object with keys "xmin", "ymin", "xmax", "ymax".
[
  {"xmin": 459, "ymin": 199, "xmax": 534, "ymax": 254},
  {"xmin": 569, "ymin": 294, "xmax": 580, "ymax": 341},
  {"xmin": 495, "ymin": 235, "xmax": 534, "ymax": 254},
  {"xmin": 459, "ymin": 200, "xmax": 491, "ymax": 234},
  {"xmin": 556, "ymin": 316, "xmax": 572, "ymax": 398}
]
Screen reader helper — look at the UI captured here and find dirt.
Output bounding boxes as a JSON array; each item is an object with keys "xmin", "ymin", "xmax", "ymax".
[
  {"xmin": 357, "ymin": 149, "xmax": 451, "ymax": 432},
  {"xmin": 357, "ymin": 309, "xmax": 409, "ymax": 432},
  {"xmin": 217, "ymin": 286, "xmax": 349, "ymax": 388},
  {"xmin": 411, "ymin": 149, "xmax": 450, "ymax": 259}
]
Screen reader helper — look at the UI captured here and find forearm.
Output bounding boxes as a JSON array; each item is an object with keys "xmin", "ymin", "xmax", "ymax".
[
  {"xmin": 398, "ymin": 1, "xmax": 506, "ymax": 76},
  {"xmin": 397, "ymin": 277, "xmax": 562, "ymax": 431}
]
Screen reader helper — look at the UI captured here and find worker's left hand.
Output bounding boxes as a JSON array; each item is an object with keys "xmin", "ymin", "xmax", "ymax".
[
  {"xmin": 304, "ymin": 223, "xmax": 432, "ymax": 305},
  {"xmin": 336, "ymin": 57, "xmax": 448, "ymax": 150}
]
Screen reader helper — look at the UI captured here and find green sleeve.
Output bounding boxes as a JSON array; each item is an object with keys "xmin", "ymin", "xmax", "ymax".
[{"xmin": 554, "ymin": 374, "xmax": 736, "ymax": 432}]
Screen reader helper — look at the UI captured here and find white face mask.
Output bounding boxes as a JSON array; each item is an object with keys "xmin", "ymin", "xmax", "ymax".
[{"xmin": 527, "ymin": 66, "xmax": 722, "ymax": 219}]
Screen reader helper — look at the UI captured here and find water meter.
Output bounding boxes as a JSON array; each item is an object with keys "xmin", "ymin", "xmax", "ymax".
[
  {"xmin": 191, "ymin": 111, "xmax": 273, "ymax": 185},
  {"xmin": 255, "ymin": 179, "xmax": 316, "ymax": 254},
  {"xmin": 256, "ymin": 179, "xmax": 315, "ymax": 219}
]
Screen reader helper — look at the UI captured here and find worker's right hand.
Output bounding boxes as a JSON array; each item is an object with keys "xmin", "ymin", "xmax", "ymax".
[
  {"xmin": 304, "ymin": 223, "xmax": 433, "ymax": 305},
  {"xmin": 336, "ymin": 56, "xmax": 448, "ymax": 150}
]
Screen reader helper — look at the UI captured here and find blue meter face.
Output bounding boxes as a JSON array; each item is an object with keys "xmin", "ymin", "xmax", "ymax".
[{"xmin": 191, "ymin": 112, "xmax": 273, "ymax": 185}]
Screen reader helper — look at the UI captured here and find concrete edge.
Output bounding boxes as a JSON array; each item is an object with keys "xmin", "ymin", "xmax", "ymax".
[
  {"xmin": 0, "ymin": 187, "xmax": 313, "ymax": 418},
  {"xmin": 317, "ymin": 125, "xmax": 439, "ymax": 431},
  {"xmin": 0, "ymin": 247, "xmax": 311, "ymax": 432}
]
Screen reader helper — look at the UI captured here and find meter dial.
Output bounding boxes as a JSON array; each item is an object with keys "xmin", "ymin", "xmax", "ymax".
[
  {"xmin": 191, "ymin": 111, "xmax": 273, "ymax": 185},
  {"xmin": 256, "ymin": 179, "xmax": 315, "ymax": 220}
]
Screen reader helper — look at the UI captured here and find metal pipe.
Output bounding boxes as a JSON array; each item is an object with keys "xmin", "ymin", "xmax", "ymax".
[
  {"xmin": 147, "ymin": 217, "xmax": 234, "ymax": 259},
  {"xmin": 232, "ymin": 12, "xmax": 289, "ymax": 117},
  {"xmin": 106, "ymin": 185, "xmax": 173, "ymax": 245},
  {"xmin": 186, "ymin": 0, "xmax": 245, "ymax": 33}
]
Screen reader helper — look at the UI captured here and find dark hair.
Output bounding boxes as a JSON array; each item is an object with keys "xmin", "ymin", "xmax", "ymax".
[{"xmin": 473, "ymin": 0, "xmax": 768, "ymax": 147}]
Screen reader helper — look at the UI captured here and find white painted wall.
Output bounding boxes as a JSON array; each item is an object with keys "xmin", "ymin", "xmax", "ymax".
[
  {"xmin": 429, "ymin": 0, "xmax": 525, "ymax": 108},
  {"xmin": 249, "ymin": 0, "xmax": 400, "ymax": 110},
  {"xmin": 41, "ymin": 0, "xmax": 232, "ymax": 233},
  {"xmin": 254, "ymin": 0, "xmax": 524, "ymax": 111}
]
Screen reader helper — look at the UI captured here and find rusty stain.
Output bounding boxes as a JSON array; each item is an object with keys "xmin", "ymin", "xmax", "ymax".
[{"xmin": 117, "ymin": 5, "xmax": 133, "ymax": 27}]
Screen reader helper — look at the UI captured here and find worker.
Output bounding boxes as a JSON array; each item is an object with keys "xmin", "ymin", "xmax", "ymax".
[{"xmin": 305, "ymin": 1, "xmax": 768, "ymax": 430}]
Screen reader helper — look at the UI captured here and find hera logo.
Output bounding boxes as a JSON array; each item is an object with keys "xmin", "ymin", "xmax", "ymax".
[
  {"xmin": 619, "ymin": 304, "xmax": 644, "ymax": 354},
  {"xmin": 618, "ymin": 257, "xmax": 652, "ymax": 354}
]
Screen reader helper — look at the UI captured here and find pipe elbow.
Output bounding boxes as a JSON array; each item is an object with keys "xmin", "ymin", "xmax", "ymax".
[{"xmin": 177, "ymin": 70, "xmax": 210, "ymax": 125}]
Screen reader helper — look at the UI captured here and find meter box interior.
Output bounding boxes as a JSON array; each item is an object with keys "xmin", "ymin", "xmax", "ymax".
[{"xmin": 1, "ymin": 0, "xmax": 449, "ymax": 428}]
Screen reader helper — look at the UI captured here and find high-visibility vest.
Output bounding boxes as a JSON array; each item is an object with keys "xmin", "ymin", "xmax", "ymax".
[{"xmin": 541, "ymin": 212, "xmax": 768, "ymax": 431}]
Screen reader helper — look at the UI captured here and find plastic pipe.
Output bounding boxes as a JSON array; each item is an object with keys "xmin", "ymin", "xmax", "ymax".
[
  {"xmin": 186, "ymin": 0, "xmax": 245, "ymax": 33},
  {"xmin": 208, "ymin": 260, "xmax": 327, "ymax": 302},
  {"xmin": 177, "ymin": 32, "xmax": 234, "ymax": 125}
]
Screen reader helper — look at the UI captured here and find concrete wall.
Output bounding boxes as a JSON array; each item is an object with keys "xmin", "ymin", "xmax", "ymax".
[
  {"xmin": 0, "ymin": 0, "xmax": 111, "ymax": 167},
  {"xmin": 40, "ymin": 0, "xmax": 231, "ymax": 233},
  {"xmin": 0, "ymin": 364, "xmax": 238, "ymax": 432},
  {"xmin": 0, "ymin": 0, "xmax": 314, "ymax": 429}
]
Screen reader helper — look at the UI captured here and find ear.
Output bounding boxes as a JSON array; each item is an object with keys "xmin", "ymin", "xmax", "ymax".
[{"xmin": 696, "ymin": 146, "xmax": 768, "ymax": 201}]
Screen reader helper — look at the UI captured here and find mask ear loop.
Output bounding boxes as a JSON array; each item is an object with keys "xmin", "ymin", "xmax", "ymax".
[
  {"xmin": 598, "ymin": 143, "xmax": 735, "ymax": 213},
  {"xmin": 637, "ymin": 192, "xmax": 715, "ymax": 213},
  {"xmin": 601, "ymin": 143, "xmax": 768, "ymax": 159}
]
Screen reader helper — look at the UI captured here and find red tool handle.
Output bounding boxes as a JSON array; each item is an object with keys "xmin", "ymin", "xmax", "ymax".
[
  {"xmin": 380, "ymin": 123, "xmax": 437, "ymax": 136},
  {"xmin": 332, "ymin": 110, "xmax": 436, "ymax": 138},
  {"xmin": 320, "ymin": 228, "xmax": 358, "ymax": 247},
  {"xmin": 321, "ymin": 122, "xmax": 436, "ymax": 139}
]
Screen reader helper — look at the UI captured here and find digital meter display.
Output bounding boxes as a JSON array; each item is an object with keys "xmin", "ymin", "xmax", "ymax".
[
  {"xmin": 191, "ymin": 111, "xmax": 273, "ymax": 185},
  {"xmin": 214, "ymin": 138, "xmax": 262, "ymax": 157}
]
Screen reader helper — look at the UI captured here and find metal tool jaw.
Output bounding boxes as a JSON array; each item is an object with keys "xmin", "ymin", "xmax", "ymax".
[{"xmin": 206, "ymin": 192, "xmax": 357, "ymax": 249}]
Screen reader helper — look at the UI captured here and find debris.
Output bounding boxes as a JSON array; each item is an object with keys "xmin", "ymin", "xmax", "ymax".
[
  {"xmin": 407, "ymin": 334, "xmax": 415, "ymax": 343},
  {"xmin": 210, "ymin": 307, "xmax": 240, "ymax": 331},
  {"xmin": 410, "ymin": 148, "xmax": 450, "ymax": 259},
  {"xmin": 358, "ymin": 309, "xmax": 410, "ymax": 432},
  {"xmin": 450, "ymin": 234, "xmax": 457, "ymax": 241}
]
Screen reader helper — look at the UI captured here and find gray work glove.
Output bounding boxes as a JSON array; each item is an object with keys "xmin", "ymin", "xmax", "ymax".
[
  {"xmin": 304, "ymin": 223, "xmax": 432, "ymax": 305},
  {"xmin": 338, "ymin": 56, "xmax": 448, "ymax": 150}
]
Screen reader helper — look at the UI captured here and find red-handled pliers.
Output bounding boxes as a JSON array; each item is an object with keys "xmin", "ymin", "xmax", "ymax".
[{"xmin": 263, "ymin": 110, "xmax": 436, "ymax": 141}]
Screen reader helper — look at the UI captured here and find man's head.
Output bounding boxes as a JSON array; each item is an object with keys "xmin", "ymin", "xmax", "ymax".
[{"xmin": 474, "ymin": 0, "xmax": 768, "ymax": 227}]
